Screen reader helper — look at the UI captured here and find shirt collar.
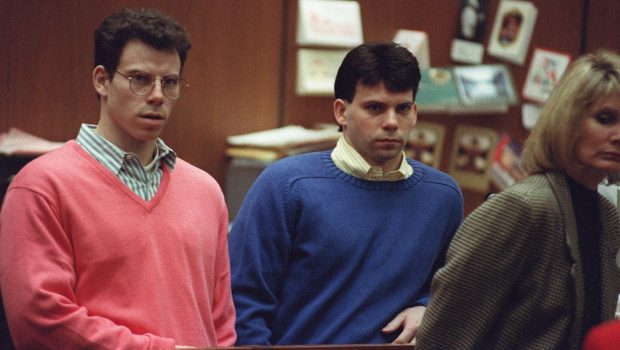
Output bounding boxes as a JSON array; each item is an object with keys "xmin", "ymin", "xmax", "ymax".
[
  {"xmin": 331, "ymin": 135, "xmax": 412, "ymax": 181},
  {"xmin": 76, "ymin": 124, "xmax": 176, "ymax": 174}
]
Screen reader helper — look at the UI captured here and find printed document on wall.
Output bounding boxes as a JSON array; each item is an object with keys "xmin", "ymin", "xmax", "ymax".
[
  {"xmin": 297, "ymin": 0, "xmax": 363, "ymax": 47},
  {"xmin": 393, "ymin": 29, "xmax": 430, "ymax": 68},
  {"xmin": 296, "ymin": 48, "xmax": 348, "ymax": 96}
]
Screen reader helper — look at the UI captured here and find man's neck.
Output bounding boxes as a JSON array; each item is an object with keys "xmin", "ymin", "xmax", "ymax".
[{"xmin": 94, "ymin": 124, "xmax": 157, "ymax": 166}]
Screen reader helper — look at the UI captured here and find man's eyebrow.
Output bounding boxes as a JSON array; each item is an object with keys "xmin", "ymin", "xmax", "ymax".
[
  {"xmin": 359, "ymin": 99, "xmax": 384, "ymax": 105},
  {"xmin": 124, "ymin": 70, "xmax": 181, "ymax": 78}
]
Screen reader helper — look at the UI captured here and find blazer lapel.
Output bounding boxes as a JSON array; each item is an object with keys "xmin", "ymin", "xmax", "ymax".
[{"xmin": 546, "ymin": 172, "xmax": 584, "ymax": 348}]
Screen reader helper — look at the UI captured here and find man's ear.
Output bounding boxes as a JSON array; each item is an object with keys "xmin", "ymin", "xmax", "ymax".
[
  {"xmin": 93, "ymin": 65, "xmax": 109, "ymax": 99},
  {"xmin": 333, "ymin": 99, "xmax": 347, "ymax": 127}
]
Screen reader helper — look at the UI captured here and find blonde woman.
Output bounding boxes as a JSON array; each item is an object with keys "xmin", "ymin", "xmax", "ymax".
[{"xmin": 417, "ymin": 49, "xmax": 620, "ymax": 349}]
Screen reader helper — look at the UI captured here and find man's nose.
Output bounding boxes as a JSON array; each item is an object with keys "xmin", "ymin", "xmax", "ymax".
[
  {"xmin": 382, "ymin": 110, "xmax": 398, "ymax": 129},
  {"xmin": 147, "ymin": 80, "xmax": 165, "ymax": 104}
]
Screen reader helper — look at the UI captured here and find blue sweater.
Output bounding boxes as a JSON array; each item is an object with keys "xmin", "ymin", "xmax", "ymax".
[{"xmin": 229, "ymin": 151, "xmax": 463, "ymax": 345}]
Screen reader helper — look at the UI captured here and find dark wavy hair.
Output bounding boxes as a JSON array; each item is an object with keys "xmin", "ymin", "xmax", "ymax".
[
  {"xmin": 334, "ymin": 41, "xmax": 421, "ymax": 102},
  {"xmin": 94, "ymin": 8, "xmax": 191, "ymax": 75}
]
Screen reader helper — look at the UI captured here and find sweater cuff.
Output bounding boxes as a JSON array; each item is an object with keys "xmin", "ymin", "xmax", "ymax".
[
  {"xmin": 414, "ymin": 296, "xmax": 430, "ymax": 307},
  {"xmin": 150, "ymin": 335, "xmax": 176, "ymax": 350}
]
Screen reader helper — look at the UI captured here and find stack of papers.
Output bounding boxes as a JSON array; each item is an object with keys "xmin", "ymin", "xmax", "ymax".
[
  {"xmin": 226, "ymin": 125, "xmax": 340, "ymax": 162},
  {"xmin": 0, "ymin": 128, "xmax": 66, "ymax": 156}
]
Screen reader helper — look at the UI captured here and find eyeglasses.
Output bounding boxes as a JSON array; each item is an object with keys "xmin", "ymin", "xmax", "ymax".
[{"xmin": 114, "ymin": 70, "xmax": 188, "ymax": 99}]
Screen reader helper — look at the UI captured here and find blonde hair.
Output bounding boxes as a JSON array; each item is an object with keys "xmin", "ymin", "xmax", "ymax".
[{"xmin": 521, "ymin": 49, "xmax": 620, "ymax": 180}]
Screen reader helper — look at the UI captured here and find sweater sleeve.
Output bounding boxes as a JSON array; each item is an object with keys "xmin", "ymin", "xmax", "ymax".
[
  {"xmin": 0, "ymin": 186, "xmax": 175, "ymax": 350},
  {"xmin": 228, "ymin": 167, "xmax": 293, "ymax": 345},
  {"xmin": 416, "ymin": 187, "xmax": 553, "ymax": 349}
]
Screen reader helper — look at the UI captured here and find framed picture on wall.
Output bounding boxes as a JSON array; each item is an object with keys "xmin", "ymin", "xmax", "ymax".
[
  {"xmin": 487, "ymin": 0, "xmax": 538, "ymax": 65},
  {"xmin": 450, "ymin": 0, "xmax": 490, "ymax": 64},
  {"xmin": 522, "ymin": 48, "xmax": 571, "ymax": 104},
  {"xmin": 453, "ymin": 64, "xmax": 518, "ymax": 106},
  {"xmin": 406, "ymin": 121, "xmax": 446, "ymax": 169},
  {"xmin": 449, "ymin": 125, "xmax": 498, "ymax": 193},
  {"xmin": 416, "ymin": 67, "xmax": 462, "ymax": 112}
]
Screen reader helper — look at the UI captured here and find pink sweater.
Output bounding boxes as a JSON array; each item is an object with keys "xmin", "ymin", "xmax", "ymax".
[{"xmin": 0, "ymin": 141, "xmax": 236, "ymax": 349}]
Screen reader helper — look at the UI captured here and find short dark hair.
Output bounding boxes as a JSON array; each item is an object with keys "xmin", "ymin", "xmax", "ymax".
[
  {"xmin": 334, "ymin": 41, "xmax": 421, "ymax": 102},
  {"xmin": 94, "ymin": 8, "xmax": 191, "ymax": 75}
]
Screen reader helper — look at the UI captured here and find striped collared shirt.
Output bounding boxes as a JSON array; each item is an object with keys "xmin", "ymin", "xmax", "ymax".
[
  {"xmin": 331, "ymin": 135, "xmax": 413, "ymax": 181},
  {"xmin": 76, "ymin": 124, "xmax": 176, "ymax": 200}
]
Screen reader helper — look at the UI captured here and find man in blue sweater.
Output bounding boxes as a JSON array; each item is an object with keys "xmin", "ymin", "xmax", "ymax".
[{"xmin": 229, "ymin": 41, "xmax": 463, "ymax": 345}]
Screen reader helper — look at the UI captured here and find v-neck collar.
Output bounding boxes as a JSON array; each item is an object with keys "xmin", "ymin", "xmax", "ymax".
[{"xmin": 71, "ymin": 141, "xmax": 170, "ymax": 212}]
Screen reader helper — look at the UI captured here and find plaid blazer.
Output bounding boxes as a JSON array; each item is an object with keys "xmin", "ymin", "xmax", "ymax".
[{"xmin": 416, "ymin": 171, "xmax": 620, "ymax": 350}]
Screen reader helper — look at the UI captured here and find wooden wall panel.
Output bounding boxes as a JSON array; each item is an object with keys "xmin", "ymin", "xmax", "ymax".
[
  {"xmin": 586, "ymin": 0, "xmax": 620, "ymax": 52},
  {"xmin": 1, "ymin": 1, "xmax": 99, "ymax": 137},
  {"xmin": 1, "ymin": 0, "xmax": 284, "ymax": 185},
  {"xmin": 0, "ymin": 0, "xmax": 9, "ymax": 131}
]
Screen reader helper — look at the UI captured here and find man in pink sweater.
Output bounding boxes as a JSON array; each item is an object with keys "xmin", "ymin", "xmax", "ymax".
[{"xmin": 0, "ymin": 8, "xmax": 236, "ymax": 349}]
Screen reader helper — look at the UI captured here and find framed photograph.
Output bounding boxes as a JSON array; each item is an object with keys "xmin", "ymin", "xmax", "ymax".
[
  {"xmin": 487, "ymin": 0, "xmax": 538, "ymax": 65},
  {"xmin": 296, "ymin": 48, "xmax": 348, "ymax": 96},
  {"xmin": 406, "ymin": 121, "xmax": 446, "ymax": 169},
  {"xmin": 522, "ymin": 48, "xmax": 571, "ymax": 104},
  {"xmin": 416, "ymin": 68, "xmax": 461, "ymax": 112},
  {"xmin": 450, "ymin": 0, "xmax": 490, "ymax": 64},
  {"xmin": 449, "ymin": 125, "xmax": 498, "ymax": 192},
  {"xmin": 453, "ymin": 64, "xmax": 518, "ymax": 106},
  {"xmin": 296, "ymin": 0, "xmax": 363, "ymax": 47}
]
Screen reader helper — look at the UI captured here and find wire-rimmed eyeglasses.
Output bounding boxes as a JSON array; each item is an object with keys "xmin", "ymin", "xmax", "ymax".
[{"xmin": 114, "ymin": 70, "xmax": 188, "ymax": 99}]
